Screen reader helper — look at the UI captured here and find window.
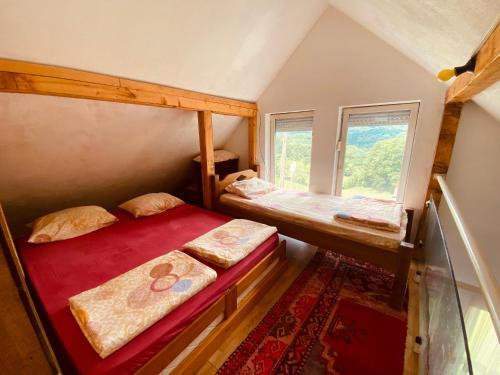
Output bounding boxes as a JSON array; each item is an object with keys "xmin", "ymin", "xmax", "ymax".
[
  {"xmin": 334, "ymin": 102, "xmax": 419, "ymax": 202},
  {"xmin": 269, "ymin": 111, "xmax": 313, "ymax": 192}
]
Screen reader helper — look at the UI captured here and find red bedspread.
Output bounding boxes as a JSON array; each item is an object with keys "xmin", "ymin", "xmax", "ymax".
[{"xmin": 17, "ymin": 204, "xmax": 278, "ymax": 375}]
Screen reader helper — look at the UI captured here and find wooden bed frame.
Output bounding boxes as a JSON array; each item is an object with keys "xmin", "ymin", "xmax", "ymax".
[
  {"xmin": 211, "ymin": 170, "xmax": 414, "ymax": 310},
  {"xmin": 0, "ymin": 202, "xmax": 287, "ymax": 375}
]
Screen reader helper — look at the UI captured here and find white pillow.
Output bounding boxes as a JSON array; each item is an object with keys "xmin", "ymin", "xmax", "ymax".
[{"xmin": 225, "ymin": 177, "xmax": 276, "ymax": 199}]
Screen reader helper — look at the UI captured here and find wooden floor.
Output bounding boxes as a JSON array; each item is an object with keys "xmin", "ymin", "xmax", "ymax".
[{"xmin": 196, "ymin": 236, "xmax": 317, "ymax": 374}]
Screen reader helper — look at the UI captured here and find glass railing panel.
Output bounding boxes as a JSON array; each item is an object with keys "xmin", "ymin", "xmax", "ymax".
[
  {"xmin": 458, "ymin": 284, "xmax": 500, "ymax": 375},
  {"xmin": 423, "ymin": 198, "xmax": 473, "ymax": 374}
]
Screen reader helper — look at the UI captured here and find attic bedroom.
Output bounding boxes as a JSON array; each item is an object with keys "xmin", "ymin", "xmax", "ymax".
[{"xmin": 0, "ymin": 1, "xmax": 499, "ymax": 375}]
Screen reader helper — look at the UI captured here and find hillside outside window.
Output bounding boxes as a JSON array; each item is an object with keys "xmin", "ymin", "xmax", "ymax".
[
  {"xmin": 269, "ymin": 111, "xmax": 314, "ymax": 192},
  {"xmin": 334, "ymin": 102, "xmax": 419, "ymax": 202}
]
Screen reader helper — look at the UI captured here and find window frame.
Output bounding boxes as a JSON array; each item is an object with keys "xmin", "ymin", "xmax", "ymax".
[
  {"xmin": 333, "ymin": 102, "xmax": 420, "ymax": 203},
  {"xmin": 269, "ymin": 110, "xmax": 314, "ymax": 189}
]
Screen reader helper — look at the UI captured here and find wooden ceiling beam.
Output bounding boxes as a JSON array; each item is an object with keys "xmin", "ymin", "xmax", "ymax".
[
  {"xmin": 446, "ymin": 23, "xmax": 500, "ymax": 103},
  {"xmin": 0, "ymin": 59, "xmax": 257, "ymax": 117}
]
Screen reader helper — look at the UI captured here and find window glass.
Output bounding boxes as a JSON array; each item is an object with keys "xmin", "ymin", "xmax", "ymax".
[
  {"xmin": 336, "ymin": 104, "xmax": 418, "ymax": 202},
  {"xmin": 272, "ymin": 115, "xmax": 313, "ymax": 191}
]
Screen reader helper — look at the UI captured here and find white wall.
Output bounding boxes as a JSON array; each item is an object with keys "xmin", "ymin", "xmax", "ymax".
[
  {"xmin": 223, "ymin": 120, "xmax": 249, "ymax": 171},
  {"xmin": 439, "ymin": 102, "xmax": 500, "ymax": 286},
  {"xmin": 227, "ymin": 7, "xmax": 446, "ymax": 230}
]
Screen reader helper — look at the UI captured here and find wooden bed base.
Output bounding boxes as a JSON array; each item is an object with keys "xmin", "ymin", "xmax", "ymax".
[
  {"xmin": 138, "ymin": 240, "xmax": 286, "ymax": 375},
  {"xmin": 0, "ymin": 202, "xmax": 287, "ymax": 375},
  {"xmin": 211, "ymin": 171, "xmax": 414, "ymax": 310}
]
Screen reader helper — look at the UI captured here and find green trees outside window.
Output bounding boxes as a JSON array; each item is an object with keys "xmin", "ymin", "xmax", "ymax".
[
  {"xmin": 342, "ymin": 125, "xmax": 407, "ymax": 199},
  {"xmin": 274, "ymin": 131, "xmax": 312, "ymax": 191}
]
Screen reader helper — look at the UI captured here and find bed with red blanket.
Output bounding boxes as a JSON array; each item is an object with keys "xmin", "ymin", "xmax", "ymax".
[{"xmin": 15, "ymin": 204, "xmax": 281, "ymax": 375}]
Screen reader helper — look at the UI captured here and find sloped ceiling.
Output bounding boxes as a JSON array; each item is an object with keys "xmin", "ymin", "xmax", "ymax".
[
  {"xmin": 0, "ymin": 0, "xmax": 327, "ymax": 101},
  {"xmin": 329, "ymin": 0, "xmax": 500, "ymax": 120},
  {"xmin": 1, "ymin": 0, "xmax": 497, "ymax": 113}
]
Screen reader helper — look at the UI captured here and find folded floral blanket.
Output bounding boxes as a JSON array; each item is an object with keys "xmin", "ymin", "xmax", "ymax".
[
  {"xmin": 335, "ymin": 212, "xmax": 401, "ymax": 232},
  {"xmin": 183, "ymin": 219, "xmax": 277, "ymax": 268},
  {"xmin": 334, "ymin": 197, "xmax": 403, "ymax": 233},
  {"xmin": 69, "ymin": 250, "xmax": 217, "ymax": 358}
]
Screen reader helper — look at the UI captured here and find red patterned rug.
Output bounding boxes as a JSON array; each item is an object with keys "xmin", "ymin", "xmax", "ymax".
[{"xmin": 217, "ymin": 249, "xmax": 407, "ymax": 375}]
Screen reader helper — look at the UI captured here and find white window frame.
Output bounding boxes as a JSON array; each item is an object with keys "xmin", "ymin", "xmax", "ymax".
[
  {"xmin": 268, "ymin": 110, "xmax": 314, "ymax": 188},
  {"xmin": 334, "ymin": 102, "xmax": 420, "ymax": 203}
]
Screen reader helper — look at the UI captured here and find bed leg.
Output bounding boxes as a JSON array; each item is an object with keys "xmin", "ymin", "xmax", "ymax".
[
  {"xmin": 224, "ymin": 286, "xmax": 237, "ymax": 319},
  {"xmin": 279, "ymin": 240, "xmax": 287, "ymax": 260},
  {"xmin": 390, "ymin": 242, "xmax": 413, "ymax": 310}
]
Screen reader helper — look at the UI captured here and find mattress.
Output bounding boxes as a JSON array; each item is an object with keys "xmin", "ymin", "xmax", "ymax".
[
  {"xmin": 219, "ymin": 191, "xmax": 407, "ymax": 250},
  {"xmin": 17, "ymin": 204, "xmax": 279, "ymax": 375}
]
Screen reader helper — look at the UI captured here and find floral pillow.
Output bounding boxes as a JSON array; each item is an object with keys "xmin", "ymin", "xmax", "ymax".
[{"xmin": 225, "ymin": 177, "xmax": 276, "ymax": 199}]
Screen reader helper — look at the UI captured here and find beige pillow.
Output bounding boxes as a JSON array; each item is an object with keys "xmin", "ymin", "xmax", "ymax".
[
  {"xmin": 28, "ymin": 206, "xmax": 118, "ymax": 244},
  {"xmin": 225, "ymin": 177, "xmax": 276, "ymax": 199},
  {"xmin": 219, "ymin": 169, "xmax": 258, "ymax": 192},
  {"xmin": 193, "ymin": 149, "xmax": 239, "ymax": 163},
  {"xmin": 119, "ymin": 192, "xmax": 184, "ymax": 218}
]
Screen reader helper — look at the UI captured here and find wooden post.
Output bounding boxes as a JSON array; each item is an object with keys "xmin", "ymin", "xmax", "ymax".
[
  {"xmin": 278, "ymin": 133, "xmax": 288, "ymax": 188},
  {"xmin": 197, "ymin": 111, "xmax": 215, "ymax": 209},
  {"xmin": 417, "ymin": 102, "xmax": 463, "ymax": 240},
  {"xmin": 248, "ymin": 115, "xmax": 258, "ymax": 172},
  {"xmin": 417, "ymin": 23, "xmax": 499, "ymax": 241}
]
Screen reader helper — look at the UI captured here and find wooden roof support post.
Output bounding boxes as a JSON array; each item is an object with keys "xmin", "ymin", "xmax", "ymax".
[
  {"xmin": 417, "ymin": 22, "xmax": 499, "ymax": 242},
  {"xmin": 248, "ymin": 115, "xmax": 259, "ymax": 173},
  {"xmin": 417, "ymin": 102, "xmax": 463, "ymax": 241},
  {"xmin": 198, "ymin": 111, "xmax": 215, "ymax": 209}
]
